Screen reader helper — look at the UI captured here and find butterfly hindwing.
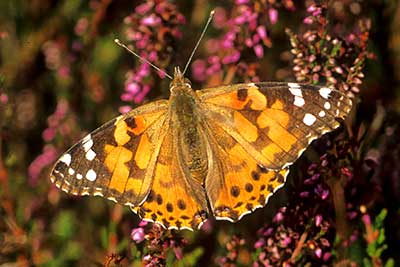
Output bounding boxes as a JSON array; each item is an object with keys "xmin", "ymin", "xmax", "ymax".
[
  {"xmin": 131, "ymin": 123, "xmax": 209, "ymax": 230},
  {"xmin": 203, "ymin": 119, "xmax": 289, "ymax": 221},
  {"xmin": 50, "ymin": 100, "xmax": 168, "ymax": 206}
]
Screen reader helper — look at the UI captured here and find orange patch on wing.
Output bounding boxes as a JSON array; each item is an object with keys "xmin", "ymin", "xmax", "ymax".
[
  {"xmin": 270, "ymin": 99, "xmax": 284, "ymax": 110},
  {"xmin": 234, "ymin": 112, "xmax": 258, "ymax": 142},
  {"xmin": 205, "ymin": 86, "xmax": 267, "ymax": 110},
  {"xmin": 128, "ymin": 111, "xmax": 165, "ymax": 136},
  {"xmin": 135, "ymin": 134, "xmax": 152, "ymax": 169},
  {"xmin": 125, "ymin": 177, "xmax": 142, "ymax": 196},
  {"xmin": 261, "ymin": 143, "xmax": 282, "ymax": 160},
  {"xmin": 104, "ymin": 146, "xmax": 133, "ymax": 193},
  {"xmin": 257, "ymin": 109, "xmax": 297, "ymax": 152},
  {"xmin": 114, "ymin": 121, "xmax": 131, "ymax": 146}
]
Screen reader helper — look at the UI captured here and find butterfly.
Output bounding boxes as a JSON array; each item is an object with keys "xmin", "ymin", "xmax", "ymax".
[{"xmin": 50, "ymin": 66, "xmax": 352, "ymax": 230}]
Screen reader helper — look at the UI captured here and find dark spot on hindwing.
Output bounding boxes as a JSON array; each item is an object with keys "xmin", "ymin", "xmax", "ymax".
[
  {"xmin": 267, "ymin": 184, "xmax": 273, "ymax": 192},
  {"xmin": 166, "ymin": 203, "xmax": 173, "ymax": 212},
  {"xmin": 230, "ymin": 186, "xmax": 240, "ymax": 197},
  {"xmin": 245, "ymin": 183, "xmax": 254, "ymax": 192},
  {"xmin": 277, "ymin": 173, "xmax": 284, "ymax": 183},
  {"xmin": 177, "ymin": 199, "xmax": 186, "ymax": 210},
  {"xmin": 237, "ymin": 88, "xmax": 248, "ymax": 101},
  {"xmin": 258, "ymin": 194, "xmax": 266, "ymax": 205},
  {"xmin": 156, "ymin": 194, "xmax": 163, "ymax": 205},
  {"xmin": 251, "ymin": 171, "xmax": 260, "ymax": 181},
  {"xmin": 246, "ymin": 203, "xmax": 253, "ymax": 210}
]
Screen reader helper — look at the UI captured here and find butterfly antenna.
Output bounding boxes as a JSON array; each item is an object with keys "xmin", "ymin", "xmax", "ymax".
[
  {"xmin": 114, "ymin": 39, "xmax": 173, "ymax": 80},
  {"xmin": 182, "ymin": 10, "xmax": 215, "ymax": 76}
]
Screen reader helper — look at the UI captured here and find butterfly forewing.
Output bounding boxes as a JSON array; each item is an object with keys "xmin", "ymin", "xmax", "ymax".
[
  {"xmin": 198, "ymin": 82, "xmax": 352, "ymax": 170},
  {"xmin": 50, "ymin": 100, "xmax": 168, "ymax": 206}
]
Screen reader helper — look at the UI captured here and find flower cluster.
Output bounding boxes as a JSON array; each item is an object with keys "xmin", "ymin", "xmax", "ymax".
[
  {"xmin": 287, "ymin": 3, "xmax": 369, "ymax": 96},
  {"xmin": 28, "ymin": 100, "xmax": 79, "ymax": 185},
  {"xmin": 215, "ymin": 235, "xmax": 246, "ymax": 267},
  {"xmin": 192, "ymin": 1, "xmax": 295, "ymax": 84},
  {"xmin": 120, "ymin": 0, "xmax": 186, "ymax": 113},
  {"xmin": 130, "ymin": 221, "xmax": 187, "ymax": 266}
]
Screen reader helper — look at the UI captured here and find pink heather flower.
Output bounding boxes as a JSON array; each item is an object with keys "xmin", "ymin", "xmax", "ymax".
[
  {"xmin": 135, "ymin": 2, "xmax": 153, "ymax": 14},
  {"xmin": 256, "ymin": 25, "xmax": 267, "ymax": 39},
  {"xmin": 323, "ymin": 252, "xmax": 332, "ymax": 262},
  {"xmin": 141, "ymin": 14, "xmax": 161, "ymax": 26},
  {"xmin": 315, "ymin": 214, "xmax": 323, "ymax": 227},
  {"xmin": 268, "ymin": 8, "xmax": 278, "ymax": 24},
  {"xmin": 121, "ymin": 93, "xmax": 134, "ymax": 102},
  {"xmin": 42, "ymin": 128, "xmax": 56, "ymax": 142},
  {"xmin": 28, "ymin": 145, "xmax": 58, "ymax": 185},
  {"xmin": 254, "ymin": 44, "xmax": 264, "ymax": 58},
  {"xmin": 254, "ymin": 239, "xmax": 265, "ymax": 249},
  {"xmin": 0, "ymin": 93, "xmax": 8, "ymax": 104},
  {"xmin": 173, "ymin": 247, "xmax": 183, "ymax": 260},
  {"xmin": 131, "ymin": 227, "xmax": 145, "ymax": 243},
  {"xmin": 299, "ymin": 191, "xmax": 310, "ymax": 198},
  {"xmin": 222, "ymin": 50, "xmax": 240, "ymax": 64},
  {"xmin": 273, "ymin": 211, "xmax": 284, "ymax": 223},
  {"xmin": 191, "ymin": 59, "xmax": 207, "ymax": 82},
  {"xmin": 74, "ymin": 17, "xmax": 89, "ymax": 36},
  {"xmin": 315, "ymin": 248, "xmax": 322, "ymax": 258},
  {"xmin": 303, "ymin": 17, "xmax": 314, "ymax": 25},
  {"xmin": 235, "ymin": 0, "xmax": 249, "ymax": 4},
  {"xmin": 118, "ymin": 105, "xmax": 132, "ymax": 114},
  {"xmin": 307, "ymin": 5, "xmax": 317, "ymax": 13},
  {"xmin": 126, "ymin": 82, "xmax": 140, "ymax": 94},
  {"xmin": 213, "ymin": 8, "xmax": 227, "ymax": 29},
  {"xmin": 362, "ymin": 214, "xmax": 371, "ymax": 225}
]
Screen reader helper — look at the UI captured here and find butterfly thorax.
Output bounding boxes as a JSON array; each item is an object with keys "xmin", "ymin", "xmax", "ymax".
[{"xmin": 168, "ymin": 67, "xmax": 208, "ymax": 184}]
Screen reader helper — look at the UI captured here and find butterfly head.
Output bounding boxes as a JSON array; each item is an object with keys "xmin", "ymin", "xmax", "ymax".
[{"xmin": 170, "ymin": 67, "xmax": 192, "ymax": 93}]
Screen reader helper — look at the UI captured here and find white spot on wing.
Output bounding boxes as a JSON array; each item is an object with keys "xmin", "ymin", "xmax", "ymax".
[
  {"xmin": 303, "ymin": 113, "xmax": 317, "ymax": 126},
  {"xmin": 76, "ymin": 173, "xmax": 83, "ymax": 180},
  {"xmin": 288, "ymin": 82, "xmax": 300, "ymax": 88},
  {"xmin": 319, "ymin": 87, "xmax": 332, "ymax": 99},
  {"xmin": 294, "ymin": 96, "xmax": 305, "ymax": 107},
  {"xmin": 83, "ymin": 138, "xmax": 94, "ymax": 152},
  {"xmin": 86, "ymin": 169, "xmax": 97, "ymax": 181},
  {"xmin": 318, "ymin": 110, "xmax": 326, "ymax": 117},
  {"xmin": 85, "ymin": 149, "xmax": 96, "ymax": 161},
  {"xmin": 68, "ymin": 168, "xmax": 75, "ymax": 175},
  {"xmin": 59, "ymin": 153, "xmax": 71, "ymax": 166},
  {"xmin": 324, "ymin": 102, "xmax": 331, "ymax": 110},
  {"xmin": 82, "ymin": 134, "xmax": 92, "ymax": 143}
]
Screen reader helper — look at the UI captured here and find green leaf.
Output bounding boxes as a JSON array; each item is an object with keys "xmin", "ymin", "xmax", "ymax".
[
  {"xmin": 363, "ymin": 258, "xmax": 372, "ymax": 267},
  {"xmin": 52, "ymin": 211, "xmax": 77, "ymax": 240},
  {"xmin": 384, "ymin": 258, "xmax": 395, "ymax": 267}
]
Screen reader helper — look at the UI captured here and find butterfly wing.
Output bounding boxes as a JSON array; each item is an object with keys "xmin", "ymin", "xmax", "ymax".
[
  {"xmin": 131, "ymin": 123, "xmax": 209, "ymax": 230},
  {"xmin": 50, "ymin": 100, "xmax": 169, "ymax": 207},
  {"xmin": 197, "ymin": 82, "xmax": 352, "ymax": 221}
]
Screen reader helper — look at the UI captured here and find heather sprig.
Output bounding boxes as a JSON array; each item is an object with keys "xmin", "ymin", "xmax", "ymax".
[
  {"xmin": 287, "ymin": 2, "xmax": 369, "ymax": 96},
  {"xmin": 130, "ymin": 221, "xmax": 187, "ymax": 266},
  {"xmin": 120, "ymin": 0, "xmax": 186, "ymax": 113},
  {"xmin": 192, "ymin": 1, "xmax": 295, "ymax": 84}
]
